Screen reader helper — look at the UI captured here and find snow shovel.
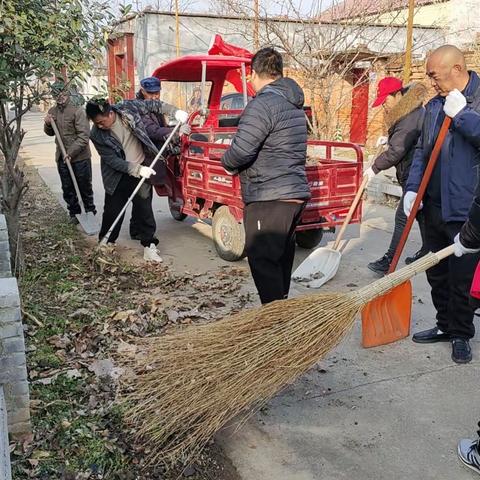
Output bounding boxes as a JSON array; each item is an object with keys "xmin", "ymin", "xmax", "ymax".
[
  {"xmin": 50, "ymin": 118, "xmax": 99, "ymax": 235},
  {"xmin": 99, "ymin": 122, "xmax": 182, "ymax": 246},
  {"xmin": 292, "ymin": 174, "xmax": 369, "ymax": 288},
  {"xmin": 361, "ymin": 116, "xmax": 452, "ymax": 348}
]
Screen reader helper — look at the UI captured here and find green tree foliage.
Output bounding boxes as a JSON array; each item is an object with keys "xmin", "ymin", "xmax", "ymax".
[{"xmin": 0, "ymin": 0, "xmax": 112, "ymax": 273}]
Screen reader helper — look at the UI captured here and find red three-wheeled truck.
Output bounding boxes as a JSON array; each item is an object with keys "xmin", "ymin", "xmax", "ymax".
[{"xmin": 151, "ymin": 54, "xmax": 364, "ymax": 261}]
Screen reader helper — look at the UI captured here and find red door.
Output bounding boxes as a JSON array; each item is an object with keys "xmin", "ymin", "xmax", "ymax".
[{"xmin": 350, "ymin": 68, "xmax": 369, "ymax": 145}]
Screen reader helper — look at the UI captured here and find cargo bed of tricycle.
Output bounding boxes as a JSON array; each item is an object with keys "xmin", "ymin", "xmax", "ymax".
[{"xmin": 151, "ymin": 54, "xmax": 363, "ymax": 261}]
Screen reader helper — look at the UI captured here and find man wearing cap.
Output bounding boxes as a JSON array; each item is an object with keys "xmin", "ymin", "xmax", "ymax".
[
  {"xmin": 404, "ymin": 44, "xmax": 480, "ymax": 363},
  {"xmin": 44, "ymin": 81, "xmax": 96, "ymax": 223},
  {"xmin": 128, "ymin": 77, "xmax": 190, "ymax": 240},
  {"xmin": 364, "ymin": 77, "xmax": 428, "ymax": 275}
]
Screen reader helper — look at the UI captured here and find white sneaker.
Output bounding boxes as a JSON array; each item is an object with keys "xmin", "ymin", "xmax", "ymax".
[{"xmin": 143, "ymin": 243, "xmax": 163, "ymax": 263}]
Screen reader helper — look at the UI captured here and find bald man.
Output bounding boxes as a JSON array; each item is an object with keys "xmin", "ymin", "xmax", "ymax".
[{"xmin": 405, "ymin": 44, "xmax": 480, "ymax": 363}]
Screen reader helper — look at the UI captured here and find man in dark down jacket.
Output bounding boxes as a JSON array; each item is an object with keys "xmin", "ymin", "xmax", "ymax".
[
  {"xmin": 455, "ymin": 187, "xmax": 480, "ymax": 473},
  {"xmin": 44, "ymin": 81, "xmax": 96, "ymax": 223},
  {"xmin": 365, "ymin": 78, "xmax": 428, "ymax": 275},
  {"xmin": 221, "ymin": 47, "xmax": 311, "ymax": 304},
  {"xmin": 404, "ymin": 44, "xmax": 480, "ymax": 363},
  {"xmin": 86, "ymin": 98, "xmax": 188, "ymax": 262}
]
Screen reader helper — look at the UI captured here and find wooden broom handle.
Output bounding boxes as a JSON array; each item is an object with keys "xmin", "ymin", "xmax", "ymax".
[
  {"xmin": 333, "ymin": 175, "xmax": 369, "ymax": 251},
  {"xmin": 387, "ymin": 116, "xmax": 452, "ymax": 273}
]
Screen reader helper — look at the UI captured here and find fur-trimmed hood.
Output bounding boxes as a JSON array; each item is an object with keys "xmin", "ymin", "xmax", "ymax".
[{"xmin": 385, "ymin": 82, "xmax": 428, "ymax": 130}]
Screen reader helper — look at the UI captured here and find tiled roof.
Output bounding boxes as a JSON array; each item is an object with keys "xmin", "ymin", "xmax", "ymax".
[{"xmin": 319, "ymin": 0, "xmax": 447, "ymax": 21}]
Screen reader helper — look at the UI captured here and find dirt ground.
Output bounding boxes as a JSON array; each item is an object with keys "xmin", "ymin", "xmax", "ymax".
[{"xmin": 11, "ymin": 165, "xmax": 241, "ymax": 480}]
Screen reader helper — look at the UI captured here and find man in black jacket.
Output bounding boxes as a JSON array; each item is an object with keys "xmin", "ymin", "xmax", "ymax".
[
  {"xmin": 221, "ymin": 47, "xmax": 311, "ymax": 304},
  {"xmin": 454, "ymin": 190, "xmax": 480, "ymax": 473}
]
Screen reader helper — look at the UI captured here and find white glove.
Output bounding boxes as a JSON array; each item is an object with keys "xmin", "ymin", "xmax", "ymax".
[
  {"xmin": 453, "ymin": 233, "xmax": 480, "ymax": 257},
  {"xmin": 403, "ymin": 191, "xmax": 423, "ymax": 217},
  {"xmin": 363, "ymin": 166, "xmax": 376, "ymax": 181},
  {"xmin": 443, "ymin": 89, "xmax": 467, "ymax": 118},
  {"xmin": 138, "ymin": 166, "xmax": 156, "ymax": 179},
  {"xmin": 175, "ymin": 109, "xmax": 189, "ymax": 123},
  {"xmin": 376, "ymin": 136, "xmax": 388, "ymax": 147},
  {"xmin": 179, "ymin": 124, "xmax": 191, "ymax": 135}
]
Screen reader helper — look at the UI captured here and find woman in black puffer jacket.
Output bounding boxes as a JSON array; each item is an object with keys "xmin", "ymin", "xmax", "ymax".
[{"xmin": 365, "ymin": 78, "xmax": 429, "ymax": 275}]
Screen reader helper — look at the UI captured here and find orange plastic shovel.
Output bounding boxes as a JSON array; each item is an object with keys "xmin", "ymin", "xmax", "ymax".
[{"xmin": 362, "ymin": 116, "xmax": 452, "ymax": 348}]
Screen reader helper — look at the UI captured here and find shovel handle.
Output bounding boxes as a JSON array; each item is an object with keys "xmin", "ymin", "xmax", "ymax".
[
  {"xmin": 333, "ymin": 175, "xmax": 369, "ymax": 250},
  {"xmin": 50, "ymin": 118, "xmax": 86, "ymax": 214},
  {"xmin": 388, "ymin": 116, "xmax": 452, "ymax": 273}
]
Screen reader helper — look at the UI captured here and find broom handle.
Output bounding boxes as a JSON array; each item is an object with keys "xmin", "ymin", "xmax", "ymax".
[
  {"xmin": 388, "ymin": 116, "xmax": 452, "ymax": 273},
  {"xmin": 99, "ymin": 122, "xmax": 181, "ymax": 245},
  {"xmin": 51, "ymin": 118, "xmax": 87, "ymax": 214},
  {"xmin": 333, "ymin": 175, "xmax": 369, "ymax": 251},
  {"xmin": 355, "ymin": 244, "xmax": 455, "ymax": 305}
]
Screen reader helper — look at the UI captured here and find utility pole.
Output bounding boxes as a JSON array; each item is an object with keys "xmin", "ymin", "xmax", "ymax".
[
  {"xmin": 253, "ymin": 0, "xmax": 259, "ymax": 50},
  {"xmin": 403, "ymin": 0, "xmax": 415, "ymax": 83},
  {"xmin": 175, "ymin": 0, "xmax": 180, "ymax": 57}
]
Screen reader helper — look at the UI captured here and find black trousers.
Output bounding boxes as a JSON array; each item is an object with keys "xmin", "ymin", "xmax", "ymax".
[
  {"xmin": 424, "ymin": 203, "xmax": 480, "ymax": 339},
  {"xmin": 385, "ymin": 190, "xmax": 427, "ymax": 259},
  {"xmin": 99, "ymin": 175, "xmax": 158, "ymax": 248},
  {"xmin": 244, "ymin": 200, "xmax": 306, "ymax": 304},
  {"xmin": 57, "ymin": 157, "xmax": 95, "ymax": 216}
]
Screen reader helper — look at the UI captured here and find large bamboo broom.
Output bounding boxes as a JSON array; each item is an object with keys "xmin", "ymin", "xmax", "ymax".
[{"xmin": 118, "ymin": 245, "xmax": 454, "ymax": 464}]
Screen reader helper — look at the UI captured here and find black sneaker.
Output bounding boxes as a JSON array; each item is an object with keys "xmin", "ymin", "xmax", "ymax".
[
  {"xmin": 367, "ymin": 255, "xmax": 391, "ymax": 275},
  {"xmin": 405, "ymin": 249, "xmax": 429, "ymax": 265},
  {"xmin": 458, "ymin": 436, "xmax": 480, "ymax": 474},
  {"xmin": 451, "ymin": 338, "xmax": 472, "ymax": 364},
  {"xmin": 69, "ymin": 214, "xmax": 79, "ymax": 225},
  {"xmin": 412, "ymin": 327, "xmax": 451, "ymax": 343}
]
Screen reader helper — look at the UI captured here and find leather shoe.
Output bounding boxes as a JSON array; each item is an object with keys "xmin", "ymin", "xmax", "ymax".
[{"xmin": 412, "ymin": 327, "xmax": 451, "ymax": 343}]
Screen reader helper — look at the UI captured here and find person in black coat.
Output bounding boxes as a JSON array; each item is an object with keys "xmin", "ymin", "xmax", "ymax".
[
  {"xmin": 221, "ymin": 47, "xmax": 311, "ymax": 304},
  {"xmin": 365, "ymin": 78, "xmax": 428, "ymax": 275},
  {"xmin": 454, "ymin": 190, "xmax": 480, "ymax": 473},
  {"xmin": 129, "ymin": 77, "xmax": 190, "ymax": 240}
]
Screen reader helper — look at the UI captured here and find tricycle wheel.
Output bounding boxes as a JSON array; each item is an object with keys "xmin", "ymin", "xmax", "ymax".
[
  {"xmin": 168, "ymin": 197, "xmax": 187, "ymax": 221},
  {"xmin": 296, "ymin": 229, "xmax": 323, "ymax": 249},
  {"xmin": 212, "ymin": 206, "xmax": 246, "ymax": 261}
]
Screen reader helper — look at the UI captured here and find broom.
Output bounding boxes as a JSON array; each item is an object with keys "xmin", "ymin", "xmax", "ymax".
[{"xmin": 118, "ymin": 244, "xmax": 454, "ymax": 464}]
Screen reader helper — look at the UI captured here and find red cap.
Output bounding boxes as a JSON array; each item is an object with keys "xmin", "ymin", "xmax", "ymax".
[{"xmin": 372, "ymin": 77, "xmax": 403, "ymax": 107}]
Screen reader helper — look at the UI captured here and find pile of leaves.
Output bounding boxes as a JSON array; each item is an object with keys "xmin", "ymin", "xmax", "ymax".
[{"xmin": 11, "ymin": 167, "xmax": 245, "ymax": 479}]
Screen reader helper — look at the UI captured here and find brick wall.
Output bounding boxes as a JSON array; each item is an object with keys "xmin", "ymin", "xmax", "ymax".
[{"xmin": 0, "ymin": 215, "xmax": 31, "ymax": 436}]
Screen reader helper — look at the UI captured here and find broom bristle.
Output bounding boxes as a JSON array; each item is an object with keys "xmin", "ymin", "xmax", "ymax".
[{"xmin": 118, "ymin": 290, "xmax": 362, "ymax": 464}]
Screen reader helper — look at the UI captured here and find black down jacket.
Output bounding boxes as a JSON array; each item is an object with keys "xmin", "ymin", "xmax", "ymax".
[
  {"xmin": 372, "ymin": 82, "xmax": 427, "ymax": 186},
  {"xmin": 221, "ymin": 77, "xmax": 311, "ymax": 204}
]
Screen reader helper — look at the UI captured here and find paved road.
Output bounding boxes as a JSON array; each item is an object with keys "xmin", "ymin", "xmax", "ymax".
[{"xmin": 21, "ymin": 112, "xmax": 480, "ymax": 480}]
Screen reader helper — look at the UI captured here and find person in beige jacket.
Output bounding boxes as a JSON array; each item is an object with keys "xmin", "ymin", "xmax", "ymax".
[{"xmin": 44, "ymin": 82, "xmax": 96, "ymax": 223}]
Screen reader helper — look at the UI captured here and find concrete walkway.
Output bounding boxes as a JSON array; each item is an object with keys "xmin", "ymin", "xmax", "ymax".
[{"xmin": 21, "ymin": 112, "xmax": 480, "ymax": 480}]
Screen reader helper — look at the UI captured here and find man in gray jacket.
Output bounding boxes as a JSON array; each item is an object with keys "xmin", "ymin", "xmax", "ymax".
[
  {"xmin": 44, "ymin": 81, "xmax": 96, "ymax": 223},
  {"xmin": 222, "ymin": 47, "xmax": 311, "ymax": 304}
]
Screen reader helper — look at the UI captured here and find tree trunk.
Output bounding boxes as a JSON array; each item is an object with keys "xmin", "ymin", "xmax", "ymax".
[{"xmin": 3, "ymin": 208, "xmax": 24, "ymax": 277}]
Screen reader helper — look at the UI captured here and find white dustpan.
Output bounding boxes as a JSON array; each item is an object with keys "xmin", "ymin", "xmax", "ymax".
[
  {"xmin": 292, "ymin": 175, "xmax": 368, "ymax": 288},
  {"xmin": 292, "ymin": 247, "xmax": 341, "ymax": 288}
]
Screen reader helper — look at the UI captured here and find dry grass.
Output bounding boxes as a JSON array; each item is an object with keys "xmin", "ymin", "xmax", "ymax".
[{"xmin": 117, "ymin": 251, "xmax": 442, "ymax": 464}]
